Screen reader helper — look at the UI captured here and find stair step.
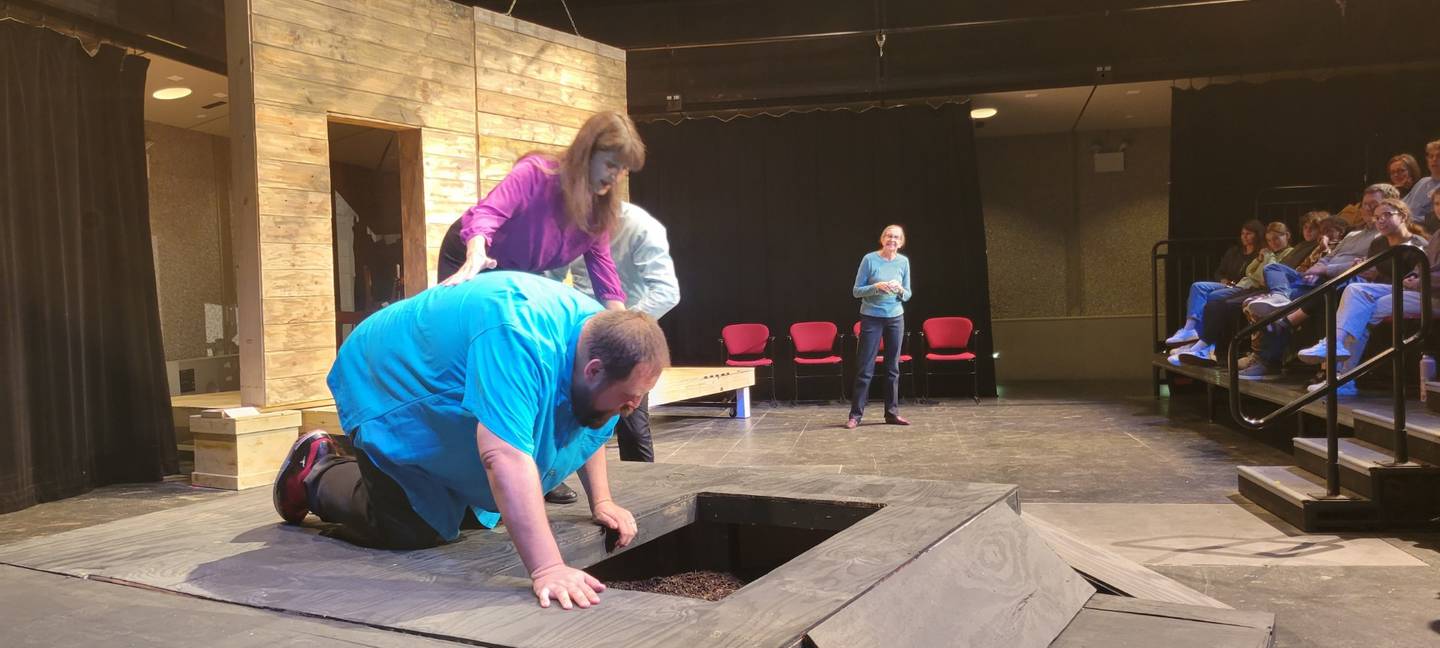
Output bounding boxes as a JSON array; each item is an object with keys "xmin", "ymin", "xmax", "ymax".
[
  {"xmin": 1350, "ymin": 409, "xmax": 1440, "ymax": 465},
  {"xmin": 1237, "ymin": 465, "xmax": 1377, "ymax": 531},
  {"xmin": 1238, "ymin": 465, "xmax": 1368, "ymax": 504},
  {"xmin": 1290, "ymin": 434, "xmax": 1399, "ymax": 495},
  {"xmin": 1293, "ymin": 436, "xmax": 1399, "ymax": 472}
]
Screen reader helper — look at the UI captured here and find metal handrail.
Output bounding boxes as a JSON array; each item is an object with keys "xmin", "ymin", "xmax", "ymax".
[{"xmin": 1227, "ymin": 244, "xmax": 1431, "ymax": 497}]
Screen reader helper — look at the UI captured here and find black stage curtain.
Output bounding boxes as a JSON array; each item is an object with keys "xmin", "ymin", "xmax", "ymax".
[
  {"xmin": 1170, "ymin": 72, "xmax": 1440, "ymax": 239},
  {"xmin": 0, "ymin": 22, "xmax": 176, "ymax": 514},
  {"xmin": 631, "ymin": 103, "xmax": 996, "ymax": 398}
]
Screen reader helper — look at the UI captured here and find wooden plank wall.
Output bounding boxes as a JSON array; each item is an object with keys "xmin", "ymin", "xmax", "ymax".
[
  {"xmin": 467, "ymin": 11, "xmax": 629, "ymax": 255},
  {"xmin": 226, "ymin": 0, "xmax": 625, "ymax": 407}
]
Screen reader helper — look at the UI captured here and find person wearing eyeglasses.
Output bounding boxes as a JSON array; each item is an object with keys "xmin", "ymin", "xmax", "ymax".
[
  {"xmin": 1295, "ymin": 197, "xmax": 1434, "ymax": 396},
  {"xmin": 845, "ymin": 225, "xmax": 912, "ymax": 429}
]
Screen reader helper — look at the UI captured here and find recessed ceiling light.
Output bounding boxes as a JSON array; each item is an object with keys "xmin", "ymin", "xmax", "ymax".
[
  {"xmin": 1023, "ymin": 93, "xmax": 1039, "ymax": 98},
  {"xmin": 970, "ymin": 107, "xmax": 998, "ymax": 119},
  {"xmin": 153, "ymin": 87, "xmax": 192, "ymax": 100},
  {"xmin": 212, "ymin": 92, "xmax": 228, "ymax": 99},
  {"xmin": 1125, "ymin": 89, "xmax": 1142, "ymax": 95},
  {"xmin": 166, "ymin": 75, "xmax": 185, "ymax": 82},
  {"xmin": 195, "ymin": 114, "xmax": 208, "ymax": 118}
]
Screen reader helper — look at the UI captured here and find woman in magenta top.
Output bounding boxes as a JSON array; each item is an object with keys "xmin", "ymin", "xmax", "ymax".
[{"xmin": 437, "ymin": 111, "xmax": 645, "ymax": 310}]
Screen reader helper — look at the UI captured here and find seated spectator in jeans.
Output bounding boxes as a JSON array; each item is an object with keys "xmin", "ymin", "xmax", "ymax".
[
  {"xmin": 1231, "ymin": 215, "xmax": 1346, "ymax": 379},
  {"xmin": 1246, "ymin": 184, "xmax": 1395, "ymax": 321},
  {"xmin": 1173, "ymin": 221, "xmax": 1294, "ymax": 366},
  {"xmin": 1295, "ymin": 197, "xmax": 1436, "ymax": 396},
  {"xmin": 1164, "ymin": 219, "xmax": 1264, "ymax": 347}
]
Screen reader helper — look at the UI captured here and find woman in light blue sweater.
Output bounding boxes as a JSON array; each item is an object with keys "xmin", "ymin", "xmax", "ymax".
[{"xmin": 846, "ymin": 225, "xmax": 913, "ymax": 429}]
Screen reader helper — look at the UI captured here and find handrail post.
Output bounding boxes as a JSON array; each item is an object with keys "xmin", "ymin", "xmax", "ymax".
[
  {"xmin": 1393, "ymin": 255, "xmax": 1409, "ymax": 465},
  {"xmin": 1325, "ymin": 289, "xmax": 1340, "ymax": 498}
]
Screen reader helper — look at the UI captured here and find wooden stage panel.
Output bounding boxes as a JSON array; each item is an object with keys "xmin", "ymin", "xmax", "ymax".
[{"xmin": 0, "ymin": 463, "xmax": 1272, "ymax": 647}]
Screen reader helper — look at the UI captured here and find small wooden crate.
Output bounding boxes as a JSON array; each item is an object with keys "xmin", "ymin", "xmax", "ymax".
[{"xmin": 190, "ymin": 410, "xmax": 302, "ymax": 490}]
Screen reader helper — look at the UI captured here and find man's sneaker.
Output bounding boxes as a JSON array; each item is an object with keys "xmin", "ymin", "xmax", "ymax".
[
  {"xmin": 1297, "ymin": 338, "xmax": 1350, "ymax": 364},
  {"xmin": 274, "ymin": 431, "xmax": 340, "ymax": 524},
  {"xmin": 1165, "ymin": 324, "xmax": 1200, "ymax": 347},
  {"xmin": 1177, "ymin": 341, "xmax": 1217, "ymax": 367},
  {"xmin": 1306, "ymin": 379, "xmax": 1358, "ymax": 397},
  {"xmin": 1237, "ymin": 362, "xmax": 1280, "ymax": 380},
  {"xmin": 1245, "ymin": 292, "xmax": 1291, "ymax": 319}
]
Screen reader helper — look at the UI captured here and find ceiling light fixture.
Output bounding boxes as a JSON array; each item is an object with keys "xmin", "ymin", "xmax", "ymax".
[
  {"xmin": 1125, "ymin": 89, "xmax": 1142, "ymax": 95},
  {"xmin": 970, "ymin": 107, "xmax": 998, "ymax": 119},
  {"xmin": 153, "ymin": 87, "xmax": 192, "ymax": 100},
  {"xmin": 1023, "ymin": 93, "xmax": 1039, "ymax": 98}
]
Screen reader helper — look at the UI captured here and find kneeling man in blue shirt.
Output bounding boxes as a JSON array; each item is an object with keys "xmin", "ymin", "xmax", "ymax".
[{"xmin": 272, "ymin": 271, "xmax": 669, "ymax": 611}]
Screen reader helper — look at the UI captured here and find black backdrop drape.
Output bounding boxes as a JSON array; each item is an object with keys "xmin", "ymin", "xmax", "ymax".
[
  {"xmin": 1, "ymin": 22, "xmax": 176, "ymax": 514},
  {"xmin": 631, "ymin": 103, "xmax": 996, "ymax": 398},
  {"xmin": 1170, "ymin": 72, "xmax": 1440, "ymax": 239},
  {"xmin": 1165, "ymin": 72, "xmax": 1440, "ymax": 333}
]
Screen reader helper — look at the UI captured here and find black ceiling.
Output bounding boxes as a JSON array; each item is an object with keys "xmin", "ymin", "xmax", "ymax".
[
  {"xmin": 461, "ymin": 0, "xmax": 1440, "ymax": 114},
  {"xmin": 17, "ymin": 0, "xmax": 1440, "ymax": 115}
]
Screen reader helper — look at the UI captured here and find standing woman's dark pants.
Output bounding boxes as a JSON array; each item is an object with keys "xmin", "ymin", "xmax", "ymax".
[
  {"xmin": 616, "ymin": 395, "xmax": 653, "ymax": 462},
  {"xmin": 437, "ymin": 218, "xmax": 466, "ymax": 283},
  {"xmin": 850, "ymin": 314, "xmax": 904, "ymax": 420}
]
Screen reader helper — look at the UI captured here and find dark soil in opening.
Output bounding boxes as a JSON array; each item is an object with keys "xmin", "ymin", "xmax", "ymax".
[{"xmin": 606, "ymin": 570, "xmax": 747, "ymax": 601}]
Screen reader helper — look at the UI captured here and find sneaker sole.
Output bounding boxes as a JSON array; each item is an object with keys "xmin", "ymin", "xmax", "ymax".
[
  {"xmin": 273, "ymin": 430, "xmax": 334, "ymax": 524},
  {"xmin": 1246, "ymin": 302, "xmax": 1285, "ymax": 319},
  {"xmin": 1176, "ymin": 353, "xmax": 1218, "ymax": 367}
]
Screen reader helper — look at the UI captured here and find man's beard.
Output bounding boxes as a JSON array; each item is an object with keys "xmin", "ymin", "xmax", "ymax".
[{"xmin": 572, "ymin": 379, "xmax": 629, "ymax": 429}]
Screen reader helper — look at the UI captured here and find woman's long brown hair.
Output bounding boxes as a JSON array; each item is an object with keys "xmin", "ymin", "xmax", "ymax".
[{"xmin": 522, "ymin": 111, "xmax": 646, "ymax": 235}]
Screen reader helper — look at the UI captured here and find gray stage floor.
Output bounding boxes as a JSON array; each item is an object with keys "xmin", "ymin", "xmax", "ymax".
[{"xmin": 2, "ymin": 380, "xmax": 1438, "ymax": 647}]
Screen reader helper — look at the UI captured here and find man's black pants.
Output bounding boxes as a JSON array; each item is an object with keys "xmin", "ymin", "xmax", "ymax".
[{"xmin": 308, "ymin": 449, "xmax": 447, "ymax": 550}]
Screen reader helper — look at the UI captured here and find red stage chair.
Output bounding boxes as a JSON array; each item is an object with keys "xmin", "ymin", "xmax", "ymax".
[
  {"xmin": 719, "ymin": 323, "xmax": 777, "ymax": 406},
  {"xmin": 920, "ymin": 317, "xmax": 980, "ymax": 403},
  {"xmin": 852, "ymin": 320, "xmax": 915, "ymax": 403},
  {"xmin": 788, "ymin": 321, "xmax": 845, "ymax": 404}
]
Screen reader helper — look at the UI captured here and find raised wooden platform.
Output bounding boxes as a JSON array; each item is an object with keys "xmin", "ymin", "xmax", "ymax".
[{"xmin": 0, "ymin": 463, "xmax": 1272, "ymax": 647}]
